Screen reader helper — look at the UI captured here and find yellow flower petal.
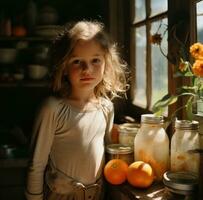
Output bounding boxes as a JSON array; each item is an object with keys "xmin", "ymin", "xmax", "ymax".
[
  {"xmin": 190, "ymin": 43, "xmax": 203, "ymax": 60},
  {"xmin": 192, "ymin": 59, "xmax": 203, "ymax": 77},
  {"xmin": 179, "ymin": 60, "xmax": 189, "ymax": 72}
]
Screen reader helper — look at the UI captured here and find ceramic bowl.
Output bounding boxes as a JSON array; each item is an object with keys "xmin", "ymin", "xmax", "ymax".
[{"xmin": 28, "ymin": 64, "xmax": 48, "ymax": 80}]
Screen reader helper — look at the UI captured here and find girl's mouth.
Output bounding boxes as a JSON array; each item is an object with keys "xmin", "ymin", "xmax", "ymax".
[{"xmin": 80, "ymin": 77, "xmax": 95, "ymax": 81}]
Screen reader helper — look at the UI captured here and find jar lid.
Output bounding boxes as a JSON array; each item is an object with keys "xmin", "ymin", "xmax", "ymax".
[
  {"xmin": 163, "ymin": 171, "xmax": 198, "ymax": 195},
  {"xmin": 141, "ymin": 114, "xmax": 164, "ymax": 124},
  {"xmin": 175, "ymin": 120, "xmax": 199, "ymax": 130},
  {"xmin": 118, "ymin": 123, "xmax": 139, "ymax": 134},
  {"xmin": 105, "ymin": 144, "xmax": 133, "ymax": 154}
]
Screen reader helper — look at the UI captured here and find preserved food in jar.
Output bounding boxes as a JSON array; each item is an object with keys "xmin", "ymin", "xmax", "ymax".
[
  {"xmin": 118, "ymin": 123, "xmax": 139, "ymax": 146},
  {"xmin": 134, "ymin": 114, "xmax": 169, "ymax": 181},
  {"xmin": 171, "ymin": 120, "xmax": 200, "ymax": 175},
  {"xmin": 105, "ymin": 144, "xmax": 134, "ymax": 165}
]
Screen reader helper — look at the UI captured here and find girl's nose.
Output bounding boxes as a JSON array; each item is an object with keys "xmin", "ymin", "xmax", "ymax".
[{"xmin": 82, "ymin": 61, "xmax": 92, "ymax": 71}]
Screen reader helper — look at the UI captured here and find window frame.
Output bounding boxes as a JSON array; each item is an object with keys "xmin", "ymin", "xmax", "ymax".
[
  {"xmin": 126, "ymin": 0, "xmax": 199, "ymax": 121},
  {"xmin": 129, "ymin": 0, "xmax": 168, "ymax": 111}
]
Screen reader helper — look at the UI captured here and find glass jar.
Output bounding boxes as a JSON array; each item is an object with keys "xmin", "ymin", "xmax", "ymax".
[
  {"xmin": 118, "ymin": 123, "xmax": 139, "ymax": 146},
  {"xmin": 163, "ymin": 171, "xmax": 198, "ymax": 200},
  {"xmin": 105, "ymin": 144, "xmax": 134, "ymax": 165},
  {"xmin": 134, "ymin": 114, "xmax": 169, "ymax": 181},
  {"xmin": 171, "ymin": 120, "xmax": 200, "ymax": 175}
]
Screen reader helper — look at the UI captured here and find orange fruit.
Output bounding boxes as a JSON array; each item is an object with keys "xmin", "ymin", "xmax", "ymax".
[
  {"xmin": 127, "ymin": 161, "xmax": 154, "ymax": 188},
  {"xmin": 104, "ymin": 159, "xmax": 128, "ymax": 185}
]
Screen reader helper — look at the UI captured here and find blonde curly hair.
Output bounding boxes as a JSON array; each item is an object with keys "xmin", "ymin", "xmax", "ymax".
[{"xmin": 50, "ymin": 20, "xmax": 129, "ymax": 100}]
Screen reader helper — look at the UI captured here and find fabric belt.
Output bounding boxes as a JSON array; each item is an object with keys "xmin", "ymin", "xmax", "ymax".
[
  {"xmin": 45, "ymin": 168, "xmax": 103, "ymax": 200},
  {"xmin": 74, "ymin": 179, "xmax": 103, "ymax": 200}
]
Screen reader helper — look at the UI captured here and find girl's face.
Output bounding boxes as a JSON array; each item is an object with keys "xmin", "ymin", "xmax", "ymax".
[{"xmin": 66, "ymin": 39, "xmax": 105, "ymax": 94}]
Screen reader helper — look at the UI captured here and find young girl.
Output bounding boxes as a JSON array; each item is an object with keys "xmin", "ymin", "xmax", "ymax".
[{"xmin": 25, "ymin": 20, "xmax": 128, "ymax": 200}]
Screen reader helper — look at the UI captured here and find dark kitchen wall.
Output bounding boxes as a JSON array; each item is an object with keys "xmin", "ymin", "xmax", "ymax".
[{"xmin": 0, "ymin": 0, "xmax": 108, "ymax": 25}]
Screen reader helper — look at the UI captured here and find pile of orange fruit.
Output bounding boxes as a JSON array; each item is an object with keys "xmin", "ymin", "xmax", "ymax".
[{"xmin": 104, "ymin": 159, "xmax": 154, "ymax": 188}]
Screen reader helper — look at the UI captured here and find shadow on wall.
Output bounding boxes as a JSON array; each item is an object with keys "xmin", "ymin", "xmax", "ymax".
[{"xmin": 0, "ymin": 87, "xmax": 50, "ymax": 145}]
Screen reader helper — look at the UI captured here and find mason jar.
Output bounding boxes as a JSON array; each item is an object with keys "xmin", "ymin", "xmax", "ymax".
[
  {"xmin": 118, "ymin": 123, "xmax": 139, "ymax": 146},
  {"xmin": 134, "ymin": 114, "xmax": 169, "ymax": 181},
  {"xmin": 171, "ymin": 119, "xmax": 200, "ymax": 175},
  {"xmin": 105, "ymin": 144, "xmax": 134, "ymax": 165},
  {"xmin": 163, "ymin": 171, "xmax": 198, "ymax": 200}
]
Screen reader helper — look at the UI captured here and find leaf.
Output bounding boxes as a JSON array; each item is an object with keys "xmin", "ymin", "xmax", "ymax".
[
  {"xmin": 194, "ymin": 77, "xmax": 200, "ymax": 86},
  {"xmin": 186, "ymin": 97, "xmax": 194, "ymax": 121},
  {"xmin": 182, "ymin": 86, "xmax": 196, "ymax": 92},
  {"xmin": 152, "ymin": 94, "xmax": 178, "ymax": 115},
  {"xmin": 153, "ymin": 108, "xmax": 165, "ymax": 116},
  {"xmin": 177, "ymin": 92, "xmax": 196, "ymax": 98},
  {"xmin": 184, "ymin": 71, "xmax": 194, "ymax": 76}
]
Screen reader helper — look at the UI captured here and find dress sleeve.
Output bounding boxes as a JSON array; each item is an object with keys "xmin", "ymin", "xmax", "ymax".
[
  {"xmin": 25, "ymin": 98, "xmax": 57, "ymax": 200},
  {"xmin": 103, "ymin": 100, "xmax": 114, "ymax": 145}
]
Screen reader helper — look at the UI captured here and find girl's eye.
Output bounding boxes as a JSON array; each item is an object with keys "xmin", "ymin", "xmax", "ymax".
[
  {"xmin": 72, "ymin": 59, "xmax": 81, "ymax": 65},
  {"xmin": 92, "ymin": 58, "xmax": 102, "ymax": 65}
]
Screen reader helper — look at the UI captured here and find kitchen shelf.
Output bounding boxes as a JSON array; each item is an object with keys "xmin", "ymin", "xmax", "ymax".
[
  {"xmin": 0, "ymin": 80, "xmax": 50, "ymax": 88},
  {"xmin": 0, "ymin": 36, "xmax": 54, "ymax": 42}
]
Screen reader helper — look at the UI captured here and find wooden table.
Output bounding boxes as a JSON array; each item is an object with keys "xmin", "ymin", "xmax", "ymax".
[
  {"xmin": 106, "ymin": 181, "xmax": 198, "ymax": 200},
  {"xmin": 106, "ymin": 182, "xmax": 164, "ymax": 200}
]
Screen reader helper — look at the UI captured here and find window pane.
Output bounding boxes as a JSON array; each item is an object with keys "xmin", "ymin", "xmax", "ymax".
[
  {"xmin": 133, "ymin": 26, "xmax": 147, "ymax": 108},
  {"xmin": 150, "ymin": 18, "xmax": 168, "ymax": 110},
  {"xmin": 197, "ymin": 1, "xmax": 203, "ymax": 42},
  {"xmin": 150, "ymin": 0, "xmax": 167, "ymax": 17},
  {"xmin": 134, "ymin": 0, "xmax": 146, "ymax": 22}
]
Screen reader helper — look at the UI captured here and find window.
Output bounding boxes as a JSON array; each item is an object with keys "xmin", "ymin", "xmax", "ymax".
[
  {"xmin": 128, "ymin": 0, "xmax": 203, "ymax": 120},
  {"xmin": 197, "ymin": 0, "xmax": 203, "ymax": 42},
  {"xmin": 130, "ymin": 0, "xmax": 168, "ymax": 110}
]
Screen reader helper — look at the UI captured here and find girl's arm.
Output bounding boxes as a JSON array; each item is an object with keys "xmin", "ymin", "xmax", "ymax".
[
  {"xmin": 25, "ymin": 99, "xmax": 57, "ymax": 200},
  {"xmin": 103, "ymin": 100, "xmax": 114, "ymax": 145}
]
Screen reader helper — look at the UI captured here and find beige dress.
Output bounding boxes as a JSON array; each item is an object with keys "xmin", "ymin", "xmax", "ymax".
[{"xmin": 25, "ymin": 96, "xmax": 114, "ymax": 200}]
